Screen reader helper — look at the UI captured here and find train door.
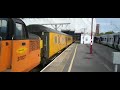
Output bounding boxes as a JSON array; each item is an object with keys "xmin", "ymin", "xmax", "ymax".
[
  {"xmin": 58, "ymin": 35, "xmax": 60, "ymax": 50},
  {"xmin": 45, "ymin": 33, "xmax": 48, "ymax": 57},
  {"xmin": 0, "ymin": 19, "xmax": 12, "ymax": 72},
  {"xmin": 113, "ymin": 35, "xmax": 116, "ymax": 43},
  {"xmin": 42, "ymin": 32, "xmax": 49, "ymax": 59},
  {"xmin": 11, "ymin": 21, "xmax": 29, "ymax": 72}
]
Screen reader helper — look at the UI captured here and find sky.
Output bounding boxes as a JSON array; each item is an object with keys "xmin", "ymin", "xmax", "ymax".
[
  {"xmin": 22, "ymin": 18, "xmax": 96, "ymax": 34},
  {"xmin": 96, "ymin": 18, "xmax": 120, "ymax": 33}
]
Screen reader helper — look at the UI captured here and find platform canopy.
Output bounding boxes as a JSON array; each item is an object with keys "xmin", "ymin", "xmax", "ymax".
[{"xmin": 21, "ymin": 18, "xmax": 96, "ymax": 35}]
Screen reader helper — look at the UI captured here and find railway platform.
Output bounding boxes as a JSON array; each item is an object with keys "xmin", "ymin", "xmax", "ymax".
[{"xmin": 41, "ymin": 43, "xmax": 120, "ymax": 72}]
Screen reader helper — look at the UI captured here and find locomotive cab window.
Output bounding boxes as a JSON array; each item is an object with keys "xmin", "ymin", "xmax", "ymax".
[
  {"xmin": 0, "ymin": 20, "xmax": 8, "ymax": 40},
  {"xmin": 14, "ymin": 23, "xmax": 27, "ymax": 40}
]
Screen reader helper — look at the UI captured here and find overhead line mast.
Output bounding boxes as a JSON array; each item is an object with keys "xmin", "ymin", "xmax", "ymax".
[{"xmin": 41, "ymin": 23, "xmax": 70, "ymax": 31}]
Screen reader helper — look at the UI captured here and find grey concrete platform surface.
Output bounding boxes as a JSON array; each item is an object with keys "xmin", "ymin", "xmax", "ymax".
[
  {"xmin": 40, "ymin": 44, "xmax": 76, "ymax": 72},
  {"xmin": 41, "ymin": 43, "xmax": 120, "ymax": 72},
  {"xmin": 63, "ymin": 44, "xmax": 113, "ymax": 72}
]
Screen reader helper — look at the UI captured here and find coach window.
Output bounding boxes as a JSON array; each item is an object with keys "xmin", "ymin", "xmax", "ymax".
[
  {"xmin": 102, "ymin": 38, "xmax": 104, "ymax": 41},
  {"xmin": 14, "ymin": 23, "xmax": 26, "ymax": 40},
  {"xmin": 116, "ymin": 36, "xmax": 118, "ymax": 42},
  {"xmin": 101, "ymin": 38, "xmax": 103, "ymax": 41},
  {"xmin": 62, "ymin": 38, "xmax": 65, "ymax": 44},
  {"xmin": 55, "ymin": 36, "xmax": 57, "ymax": 44},
  {"xmin": 0, "ymin": 20, "xmax": 8, "ymax": 40},
  {"xmin": 66, "ymin": 37, "xmax": 67, "ymax": 42},
  {"xmin": 58, "ymin": 36, "xmax": 60, "ymax": 44}
]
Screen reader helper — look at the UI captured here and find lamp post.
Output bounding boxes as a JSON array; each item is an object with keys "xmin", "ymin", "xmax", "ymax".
[{"xmin": 90, "ymin": 18, "xmax": 93, "ymax": 54}]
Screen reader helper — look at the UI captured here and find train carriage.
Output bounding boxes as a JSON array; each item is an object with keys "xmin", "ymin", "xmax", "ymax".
[
  {"xmin": 94, "ymin": 33, "xmax": 120, "ymax": 51},
  {"xmin": 27, "ymin": 24, "xmax": 73, "ymax": 65},
  {"xmin": 114, "ymin": 33, "xmax": 120, "ymax": 50}
]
